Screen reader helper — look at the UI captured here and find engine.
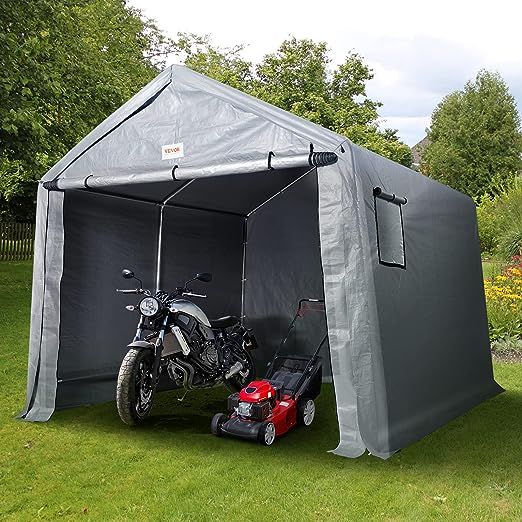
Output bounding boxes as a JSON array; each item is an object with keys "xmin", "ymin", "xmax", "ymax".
[
  {"xmin": 228, "ymin": 380, "xmax": 278, "ymax": 421},
  {"xmin": 200, "ymin": 342, "xmax": 219, "ymax": 366}
]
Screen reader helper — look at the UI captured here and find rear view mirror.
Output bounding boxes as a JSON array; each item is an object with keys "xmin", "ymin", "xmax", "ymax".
[
  {"xmin": 122, "ymin": 269, "xmax": 135, "ymax": 280},
  {"xmin": 196, "ymin": 272, "xmax": 212, "ymax": 283}
]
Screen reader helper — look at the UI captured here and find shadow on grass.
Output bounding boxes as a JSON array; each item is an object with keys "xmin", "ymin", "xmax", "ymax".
[{"xmin": 47, "ymin": 383, "xmax": 522, "ymax": 473}]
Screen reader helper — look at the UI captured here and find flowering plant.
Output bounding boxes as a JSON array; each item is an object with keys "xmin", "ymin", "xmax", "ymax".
[{"xmin": 484, "ymin": 256, "xmax": 522, "ymax": 344}]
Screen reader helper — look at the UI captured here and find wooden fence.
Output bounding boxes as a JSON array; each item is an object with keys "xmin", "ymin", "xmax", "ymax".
[{"xmin": 0, "ymin": 222, "xmax": 36, "ymax": 261}]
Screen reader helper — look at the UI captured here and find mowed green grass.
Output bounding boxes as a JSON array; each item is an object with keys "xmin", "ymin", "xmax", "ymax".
[{"xmin": 0, "ymin": 261, "xmax": 521, "ymax": 521}]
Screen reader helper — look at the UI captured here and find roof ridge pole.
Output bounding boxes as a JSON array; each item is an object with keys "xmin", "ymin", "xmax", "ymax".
[{"xmin": 41, "ymin": 152, "xmax": 339, "ymax": 192}]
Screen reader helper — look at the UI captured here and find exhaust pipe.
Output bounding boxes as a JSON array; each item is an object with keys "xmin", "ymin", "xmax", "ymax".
[{"xmin": 225, "ymin": 361, "xmax": 243, "ymax": 380}]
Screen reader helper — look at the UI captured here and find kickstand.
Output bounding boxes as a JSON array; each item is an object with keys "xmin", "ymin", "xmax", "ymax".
[{"xmin": 177, "ymin": 389, "xmax": 189, "ymax": 402}]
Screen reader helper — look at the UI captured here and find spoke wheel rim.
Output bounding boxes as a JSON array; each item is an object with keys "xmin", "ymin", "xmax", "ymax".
[
  {"xmin": 303, "ymin": 400, "xmax": 315, "ymax": 426},
  {"xmin": 264, "ymin": 423, "xmax": 276, "ymax": 445}
]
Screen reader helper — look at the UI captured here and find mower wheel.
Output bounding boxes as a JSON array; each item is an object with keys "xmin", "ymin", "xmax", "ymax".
[
  {"xmin": 297, "ymin": 398, "xmax": 316, "ymax": 426},
  {"xmin": 211, "ymin": 413, "xmax": 227, "ymax": 436},
  {"xmin": 258, "ymin": 421, "xmax": 276, "ymax": 446}
]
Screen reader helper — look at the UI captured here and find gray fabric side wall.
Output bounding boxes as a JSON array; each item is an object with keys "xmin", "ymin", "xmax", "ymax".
[
  {"xmin": 159, "ymin": 206, "xmax": 244, "ymax": 319},
  {"xmin": 55, "ymin": 191, "xmax": 159, "ymax": 408},
  {"xmin": 55, "ymin": 192, "xmax": 245, "ymax": 409},
  {"xmin": 20, "ymin": 186, "xmax": 64, "ymax": 421},
  {"xmin": 243, "ymin": 170, "xmax": 328, "ymax": 375},
  {"xmin": 351, "ymin": 145, "xmax": 503, "ymax": 458}
]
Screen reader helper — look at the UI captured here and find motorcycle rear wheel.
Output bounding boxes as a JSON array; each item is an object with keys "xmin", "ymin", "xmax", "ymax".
[{"xmin": 116, "ymin": 348, "xmax": 156, "ymax": 425}]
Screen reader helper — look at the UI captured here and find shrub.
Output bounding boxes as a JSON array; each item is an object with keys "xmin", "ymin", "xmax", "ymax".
[
  {"xmin": 476, "ymin": 178, "xmax": 522, "ymax": 259},
  {"xmin": 476, "ymin": 193, "xmax": 500, "ymax": 254},
  {"xmin": 484, "ymin": 256, "xmax": 522, "ymax": 344}
]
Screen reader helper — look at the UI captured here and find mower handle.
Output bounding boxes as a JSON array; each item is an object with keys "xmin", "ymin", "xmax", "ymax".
[{"xmin": 298, "ymin": 298, "xmax": 324, "ymax": 305}]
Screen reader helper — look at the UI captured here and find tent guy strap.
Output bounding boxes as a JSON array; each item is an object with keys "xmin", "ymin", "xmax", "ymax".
[{"xmin": 41, "ymin": 152, "xmax": 338, "ymax": 191}]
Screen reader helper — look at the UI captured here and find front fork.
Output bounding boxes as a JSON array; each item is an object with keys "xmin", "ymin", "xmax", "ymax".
[
  {"xmin": 134, "ymin": 314, "xmax": 169, "ymax": 384},
  {"xmin": 153, "ymin": 315, "xmax": 169, "ymax": 383}
]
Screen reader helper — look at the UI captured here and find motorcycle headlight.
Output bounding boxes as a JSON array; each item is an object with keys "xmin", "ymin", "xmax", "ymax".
[{"xmin": 139, "ymin": 297, "xmax": 161, "ymax": 317}]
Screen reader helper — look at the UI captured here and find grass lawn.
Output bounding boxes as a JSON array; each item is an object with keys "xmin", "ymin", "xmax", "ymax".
[{"xmin": 0, "ymin": 261, "xmax": 521, "ymax": 521}]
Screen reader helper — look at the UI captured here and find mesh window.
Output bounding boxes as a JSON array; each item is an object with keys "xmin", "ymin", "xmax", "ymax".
[{"xmin": 374, "ymin": 196, "xmax": 406, "ymax": 268}]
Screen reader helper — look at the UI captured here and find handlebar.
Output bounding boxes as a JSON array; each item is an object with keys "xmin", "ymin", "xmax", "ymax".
[{"xmin": 116, "ymin": 288, "xmax": 205, "ymax": 299}]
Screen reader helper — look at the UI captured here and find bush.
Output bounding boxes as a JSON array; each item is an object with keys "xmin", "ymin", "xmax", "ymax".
[
  {"xmin": 476, "ymin": 178, "xmax": 522, "ymax": 259},
  {"xmin": 484, "ymin": 256, "xmax": 522, "ymax": 344},
  {"xmin": 476, "ymin": 193, "xmax": 500, "ymax": 255}
]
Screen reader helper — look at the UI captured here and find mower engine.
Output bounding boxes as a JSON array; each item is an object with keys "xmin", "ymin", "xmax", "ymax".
[{"xmin": 228, "ymin": 380, "xmax": 279, "ymax": 421}]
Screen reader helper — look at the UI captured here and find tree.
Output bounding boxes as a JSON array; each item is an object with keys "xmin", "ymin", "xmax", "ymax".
[
  {"xmin": 179, "ymin": 33, "xmax": 253, "ymax": 92},
  {"xmin": 180, "ymin": 36, "xmax": 412, "ymax": 167},
  {"xmin": 0, "ymin": 0, "xmax": 176, "ymax": 220},
  {"xmin": 422, "ymin": 70, "xmax": 522, "ymax": 199}
]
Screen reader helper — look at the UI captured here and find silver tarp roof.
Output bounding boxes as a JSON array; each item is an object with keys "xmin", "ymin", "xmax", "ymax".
[{"xmin": 20, "ymin": 65, "xmax": 502, "ymax": 459}]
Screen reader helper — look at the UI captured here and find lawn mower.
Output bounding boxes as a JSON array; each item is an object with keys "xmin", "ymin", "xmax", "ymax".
[{"xmin": 211, "ymin": 299, "xmax": 326, "ymax": 445}]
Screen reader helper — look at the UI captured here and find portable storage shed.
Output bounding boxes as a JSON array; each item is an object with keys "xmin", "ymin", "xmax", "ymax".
[{"xmin": 21, "ymin": 65, "xmax": 502, "ymax": 459}]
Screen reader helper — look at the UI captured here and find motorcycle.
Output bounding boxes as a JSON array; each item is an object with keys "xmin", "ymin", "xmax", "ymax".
[{"xmin": 115, "ymin": 268, "xmax": 257, "ymax": 425}]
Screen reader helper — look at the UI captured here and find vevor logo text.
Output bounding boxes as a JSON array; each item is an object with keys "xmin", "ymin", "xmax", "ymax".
[{"xmin": 161, "ymin": 142, "xmax": 184, "ymax": 160}]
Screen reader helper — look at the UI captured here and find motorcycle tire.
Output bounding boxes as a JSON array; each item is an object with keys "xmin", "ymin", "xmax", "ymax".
[{"xmin": 116, "ymin": 348, "xmax": 156, "ymax": 425}]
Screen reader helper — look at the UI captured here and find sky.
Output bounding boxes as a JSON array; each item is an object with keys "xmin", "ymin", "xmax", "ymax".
[{"xmin": 130, "ymin": 0, "xmax": 522, "ymax": 146}]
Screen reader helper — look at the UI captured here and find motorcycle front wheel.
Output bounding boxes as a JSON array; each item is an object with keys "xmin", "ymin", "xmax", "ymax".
[{"xmin": 116, "ymin": 348, "xmax": 156, "ymax": 425}]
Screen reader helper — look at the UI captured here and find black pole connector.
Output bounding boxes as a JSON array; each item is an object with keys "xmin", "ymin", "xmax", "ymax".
[
  {"xmin": 309, "ymin": 151, "xmax": 338, "ymax": 167},
  {"xmin": 42, "ymin": 180, "xmax": 61, "ymax": 191},
  {"xmin": 267, "ymin": 151, "xmax": 275, "ymax": 170},
  {"xmin": 83, "ymin": 175, "xmax": 93, "ymax": 189},
  {"xmin": 373, "ymin": 187, "xmax": 407, "ymax": 205}
]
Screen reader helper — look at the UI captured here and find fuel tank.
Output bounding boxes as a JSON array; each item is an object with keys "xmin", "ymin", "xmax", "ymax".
[
  {"xmin": 168, "ymin": 298, "xmax": 211, "ymax": 328},
  {"xmin": 239, "ymin": 380, "xmax": 276, "ymax": 403}
]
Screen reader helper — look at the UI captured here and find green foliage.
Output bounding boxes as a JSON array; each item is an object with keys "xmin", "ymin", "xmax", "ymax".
[
  {"xmin": 254, "ymin": 39, "xmax": 335, "ymax": 126},
  {"xmin": 180, "ymin": 34, "xmax": 253, "ymax": 91},
  {"xmin": 476, "ymin": 179, "xmax": 522, "ymax": 258},
  {"xmin": 0, "ymin": 0, "xmax": 176, "ymax": 221},
  {"xmin": 423, "ymin": 70, "xmax": 522, "ymax": 198},
  {"xmin": 491, "ymin": 335, "xmax": 522, "ymax": 355},
  {"xmin": 180, "ymin": 35, "xmax": 412, "ymax": 167}
]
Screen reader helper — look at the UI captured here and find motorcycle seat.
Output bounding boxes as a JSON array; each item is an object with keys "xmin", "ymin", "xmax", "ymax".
[{"xmin": 210, "ymin": 315, "xmax": 241, "ymax": 329}]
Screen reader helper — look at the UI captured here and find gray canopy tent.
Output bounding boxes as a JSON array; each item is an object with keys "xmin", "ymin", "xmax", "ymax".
[{"xmin": 20, "ymin": 65, "xmax": 502, "ymax": 459}]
